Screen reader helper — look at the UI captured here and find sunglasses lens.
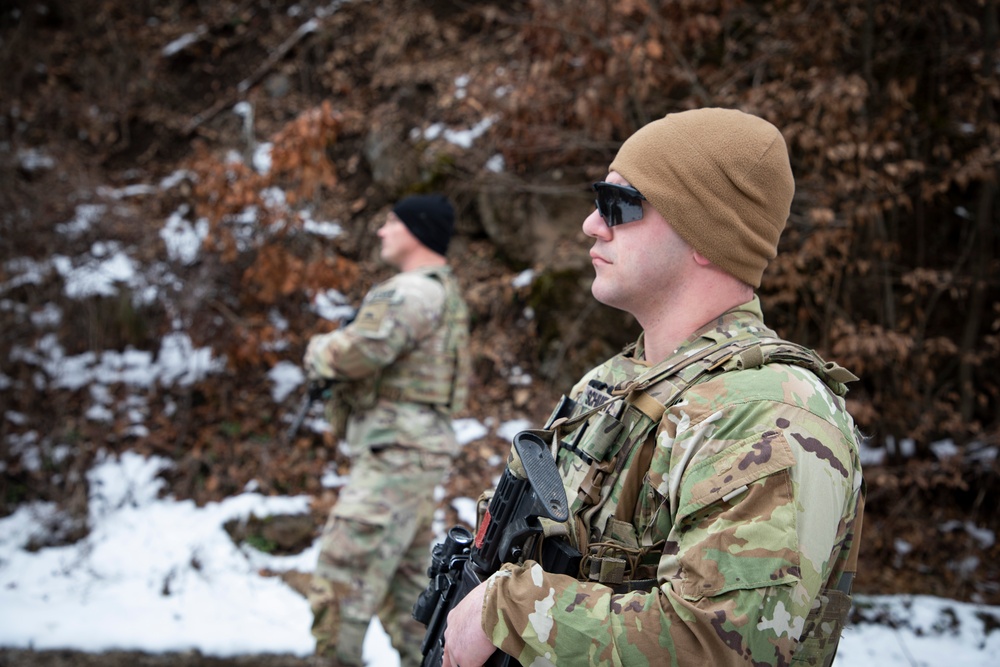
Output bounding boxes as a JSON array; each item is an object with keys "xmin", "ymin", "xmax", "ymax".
[
  {"xmin": 593, "ymin": 183, "xmax": 645, "ymax": 227},
  {"xmin": 616, "ymin": 195, "xmax": 644, "ymax": 225},
  {"xmin": 594, "ymin": 197, "xmax": 614, "ymax": 225}
]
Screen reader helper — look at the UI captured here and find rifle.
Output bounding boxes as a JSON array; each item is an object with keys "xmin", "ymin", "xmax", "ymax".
[
  {"xmin": 285, "ymin": 308, "xmax": 358, "ymax": 443},
  {"xmin": 413, "ymin": 431, "xmax": 580, "ymax": 667},
  {"xmin": 284, "ymin": 379, "xmax": 333, "ymax": 443}
]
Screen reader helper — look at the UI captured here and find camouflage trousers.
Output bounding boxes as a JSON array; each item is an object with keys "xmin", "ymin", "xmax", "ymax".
[{"xmin": 309, "ymin": 445, "xmax": 451, "ymax": 667}]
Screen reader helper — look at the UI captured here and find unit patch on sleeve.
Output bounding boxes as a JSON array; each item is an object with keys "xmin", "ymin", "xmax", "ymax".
[{"xmin": 353, "ymin": 288, "xmax": 397, "ymax": 334}]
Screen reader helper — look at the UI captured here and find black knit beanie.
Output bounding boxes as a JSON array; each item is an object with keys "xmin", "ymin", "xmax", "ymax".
[{"xmin": 392, "ymin": 194, "xmax": 455, "ymax": 256}]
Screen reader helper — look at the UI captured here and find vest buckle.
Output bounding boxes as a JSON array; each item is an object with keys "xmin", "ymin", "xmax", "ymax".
[{"xmin": 577, "ymin": 459, "xmax": 615, "ymax": 506}]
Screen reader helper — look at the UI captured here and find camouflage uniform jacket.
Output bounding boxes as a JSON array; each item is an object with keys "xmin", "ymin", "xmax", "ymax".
[
  {"xmin": 481, "ymin": 296, "xmax": 864, "ymax": 666},
  {"xmin": 311, "ymin": 265, "xmax": 470, "ymax": 456}
]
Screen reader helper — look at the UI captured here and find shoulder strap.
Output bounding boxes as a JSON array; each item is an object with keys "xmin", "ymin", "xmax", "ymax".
[
  {"xmin": 609, "ymin": 337, "xmax": 860, "ymax": 529},
  {"xmin": 550, "ymin": 338, "xmax": 744, "ymax": 443},
  {"xmin": 704, "ymin": 339, "xmax": 859, "ymax": 396},
  {"xmin": 613, "ymin": 431, "xmax": 656, "ymax": 523}
]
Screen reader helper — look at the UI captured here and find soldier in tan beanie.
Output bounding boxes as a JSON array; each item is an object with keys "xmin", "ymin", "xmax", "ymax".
[
  {"xmin": 609, "ymin": 106, "xmax": 796, "ymax": 289},
  {"xmin": 439, "ymin": 109, "xmax": 863, "ymax": 667}
]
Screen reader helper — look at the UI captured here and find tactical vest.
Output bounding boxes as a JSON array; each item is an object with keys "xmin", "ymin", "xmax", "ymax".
[
  {"xmin": 537, "ymin": 332, "xmax": 863, "ymax": 666},
  {"xmin": 376, "ymin": 266, "xmax": 471, "ymax": 413}
]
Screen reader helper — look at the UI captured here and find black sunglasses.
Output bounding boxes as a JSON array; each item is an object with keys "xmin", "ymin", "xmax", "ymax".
[{"xmin": 592, "ymin": 182, "xmax": 647, "ymax": 227}]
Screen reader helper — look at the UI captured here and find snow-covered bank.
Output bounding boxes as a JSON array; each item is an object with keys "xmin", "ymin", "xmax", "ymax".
[{"xmin": 1, "ymin": 450, "xmax": 998, "ymax": 666}]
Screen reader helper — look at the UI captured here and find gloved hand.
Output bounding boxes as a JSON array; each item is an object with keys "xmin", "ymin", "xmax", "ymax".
[{"xmin": 304, "ymin": 332, "xmax": 337, "ymax": 380}]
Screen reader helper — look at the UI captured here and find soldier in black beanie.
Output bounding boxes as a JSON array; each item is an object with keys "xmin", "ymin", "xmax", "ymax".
[
  {"xmin": 304, "ymin": 191, "xmax": 470, "ymax": 667},
  {"xmin": 392, "ymin": 193, "xmax": 455, "ymax": 257}
]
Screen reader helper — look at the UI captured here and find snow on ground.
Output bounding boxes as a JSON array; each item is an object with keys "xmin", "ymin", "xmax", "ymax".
[{"xmin": 1, "ymin": 447, "xmax": 999, "ymax": 666}]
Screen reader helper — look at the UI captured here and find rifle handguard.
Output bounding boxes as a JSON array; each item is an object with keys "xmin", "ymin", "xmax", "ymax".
[{"xmin": 284, "ymin": 379, "xmax": 334, "ymax": 442}]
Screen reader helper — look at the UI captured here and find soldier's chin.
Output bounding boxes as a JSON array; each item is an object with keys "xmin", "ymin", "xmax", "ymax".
[
  {"xmin": 380, "ymin": 248, "xmax": 401, "ymax": 269},
  {"xmin": 591, "ymin": 282, "xmax": 628, "ymax": 313}
]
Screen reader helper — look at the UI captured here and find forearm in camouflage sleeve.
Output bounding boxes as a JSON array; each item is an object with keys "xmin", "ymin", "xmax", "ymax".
[
  {"xmin": 309, "ymin": 325, "xmax": 408, "ymax": 380},
  {"xmin": 482, "ymin": 559, "xmax": 812, "ymax": 666}
]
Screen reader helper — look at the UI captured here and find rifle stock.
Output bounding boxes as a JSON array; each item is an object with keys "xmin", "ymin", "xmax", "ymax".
[{"xmin": 413, "ymin": 431, "xmax": 577, "ymax": 667}]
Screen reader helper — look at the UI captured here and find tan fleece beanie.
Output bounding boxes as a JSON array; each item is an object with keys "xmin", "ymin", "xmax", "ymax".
[{"xmin": 609, "ymin": 107, "xmax": 795, "ymax": 287}]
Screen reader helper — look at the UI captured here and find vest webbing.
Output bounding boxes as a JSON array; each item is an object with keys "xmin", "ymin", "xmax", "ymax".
[
  {"xmin": 554, "ymin": 335, "xmax": 855, "ymax": 548},
  {"xmin": 547, "ymin": 334, "xmax": 862, "ymax": 665},
  {"xmin": 376, "ymin": 267, "xmax": 470, "ymax": 412}
]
